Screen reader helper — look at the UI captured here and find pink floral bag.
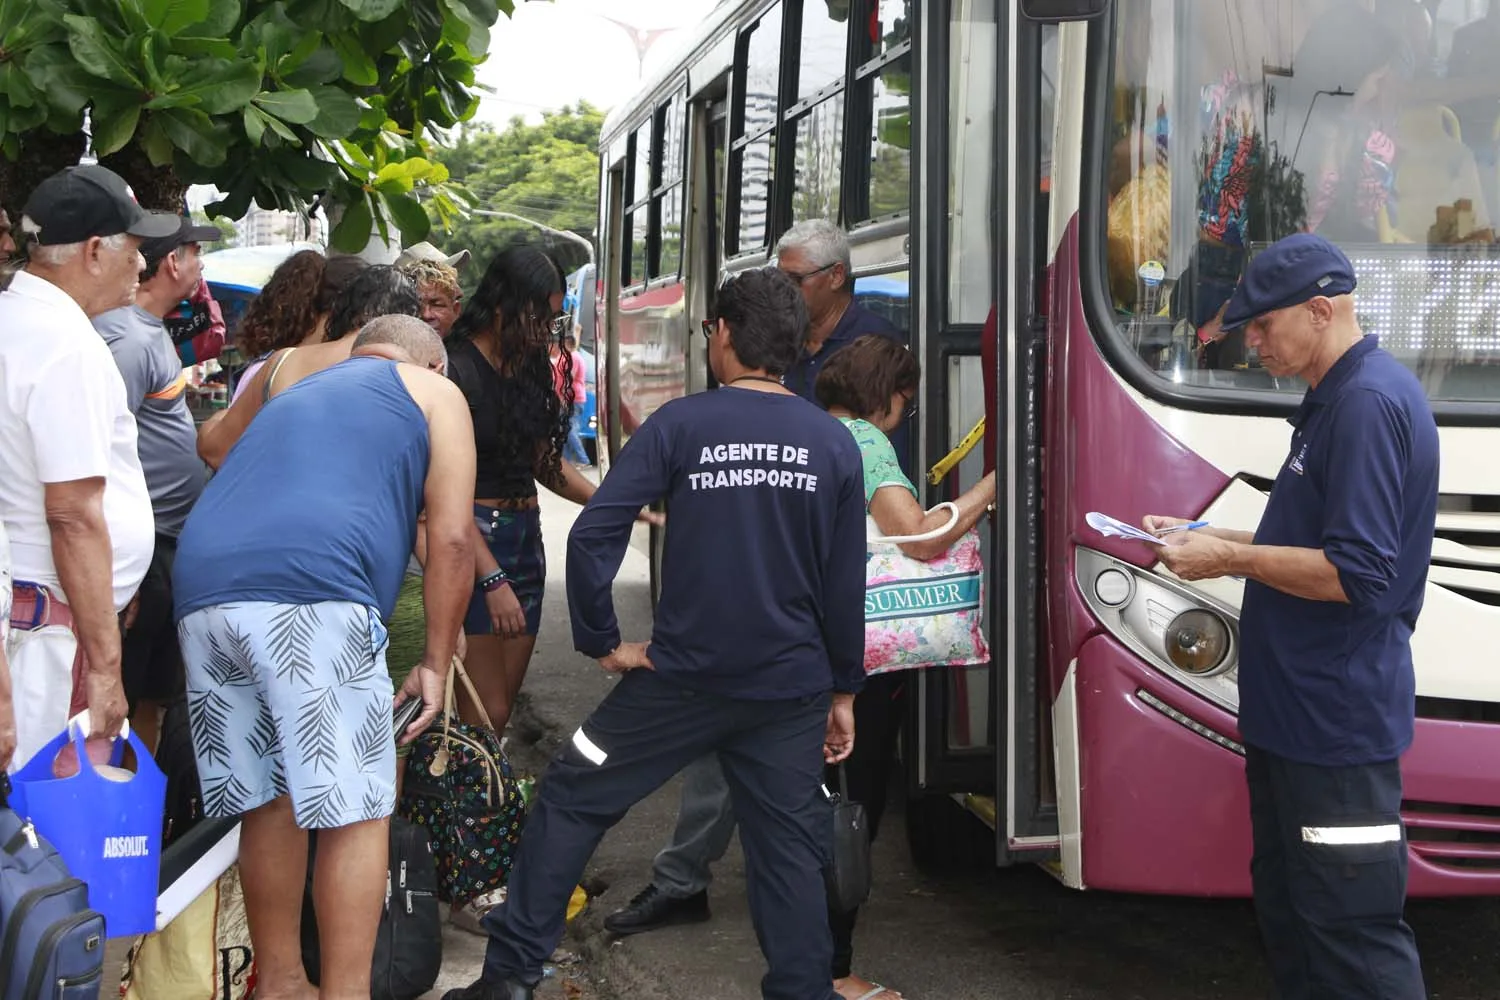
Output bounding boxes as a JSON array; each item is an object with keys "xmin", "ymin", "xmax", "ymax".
[{"xmin": 863, "ymin": 503, "xmax": 990, "ymax": 676}]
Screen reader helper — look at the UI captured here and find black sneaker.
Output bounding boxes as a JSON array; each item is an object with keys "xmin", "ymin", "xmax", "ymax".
[
  {"xmin": 602, "ymin": 884, "xmax": 711, "ymax": 936},
  {"xmin": 442, "ymin": 976, "xmax": 534, "ymax": 1000}
]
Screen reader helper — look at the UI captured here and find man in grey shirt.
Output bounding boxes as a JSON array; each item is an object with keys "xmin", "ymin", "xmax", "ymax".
[{"xmin": 93, "ymin": 216, "xmax": 218, "ymax": 749}]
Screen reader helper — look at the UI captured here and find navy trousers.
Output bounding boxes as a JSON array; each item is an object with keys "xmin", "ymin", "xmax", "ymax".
[
  {"xmin": 481, "ymin": 669, "xmax": 839, "ymax": 1000},
  {"xmin": 1245, "ymin": 745, "xmax": 1427, "ymax": 1000}
]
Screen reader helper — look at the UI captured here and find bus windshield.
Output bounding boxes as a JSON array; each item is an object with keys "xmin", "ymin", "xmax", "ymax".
[{"xmin": 1104, "ymin": 0, "xmax": 1500, "ymax": 405}]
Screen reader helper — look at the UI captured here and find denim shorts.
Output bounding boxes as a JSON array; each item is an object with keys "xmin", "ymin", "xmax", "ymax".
[{"xmin": 465, "ymin": 503, "xmax": 545, "ymax": 637}]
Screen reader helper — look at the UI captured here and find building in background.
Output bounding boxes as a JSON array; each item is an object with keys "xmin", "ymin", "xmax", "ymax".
[{"xmin": 239, "ymin": 203, "xmax": 325, "ymax": 247}]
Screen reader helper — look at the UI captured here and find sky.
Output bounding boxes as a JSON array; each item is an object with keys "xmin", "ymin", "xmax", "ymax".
[{"xmin": 472, "ymin": 0, "xmax": 724, "ymax": 126}]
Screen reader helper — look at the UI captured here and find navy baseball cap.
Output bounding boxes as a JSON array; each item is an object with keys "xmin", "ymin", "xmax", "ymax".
[
  {"xmin": 140, "ymin": 216, "xmax": 223, "ymax": 265},
  {"xmin": 20, "ymin": 164, "xmax": 179, "ymax": 247},
  {"xmin": 1222, "ymin": 233, "xmax": 1357, "ymax": 330}
]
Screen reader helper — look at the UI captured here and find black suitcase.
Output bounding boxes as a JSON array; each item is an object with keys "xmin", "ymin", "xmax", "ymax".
[{"xmin": 300, "ymin": 816, "xmax": 442, "ymax": 1000}]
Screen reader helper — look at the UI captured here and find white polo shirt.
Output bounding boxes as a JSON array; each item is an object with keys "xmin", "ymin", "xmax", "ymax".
[{"xmin": 0, "ymin": 270, "xmax": 153, "ymax": 610}]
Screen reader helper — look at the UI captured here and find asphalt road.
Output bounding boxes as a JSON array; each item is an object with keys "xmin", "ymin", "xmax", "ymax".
[{"xmin": 503, "ymin": 487, "xmax": 1500, "ymax": 1000}]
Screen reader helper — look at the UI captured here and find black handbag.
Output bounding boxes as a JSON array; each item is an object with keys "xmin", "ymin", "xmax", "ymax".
[
  {"xmin": 301, "ymin": 816, "xmax": 442, "ymax": 1000},
  {"xmin": 824, "ymin": 765, "xmax": 872, "ymax": 913}
]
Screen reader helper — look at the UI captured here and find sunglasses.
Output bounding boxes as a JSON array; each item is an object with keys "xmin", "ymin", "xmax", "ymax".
[{"xmin": 782, "ymin": 262, "xmax": 836, "ymax": 286}]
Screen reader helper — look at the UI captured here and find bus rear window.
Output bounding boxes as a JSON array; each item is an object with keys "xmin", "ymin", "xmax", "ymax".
[{"xmin": 1104, "ymin": 0, "xmax": 1500, "ymax": 404}]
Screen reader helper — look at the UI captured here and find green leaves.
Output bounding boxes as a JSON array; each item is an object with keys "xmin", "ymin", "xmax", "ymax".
[
  {"xmin": 253, "ymin": 89, "xmax": 319, "ymax": 125},
  {"xmin": 305, "ymin": 86, "xmax": 362, "ymax": 139},
  {"xmin": 328, "ymin": 32, "xmax": 379, "ymax": 86},
  {"xmin": 336, "ymin": 0, "xmax": 404, "ymax": 21},
  {"xmin": 63, "ymin": 15, "xmax": 142, "ymax": 88},
  {"xmin": 141, "ymin": 0, "xmax": 210, "ymax": 35},
  {"xmin": 3, "ymin": 0, "xmax": 520, "ymax": 256},
  {"xmin": 329, "ymin": 191, "xmax": 373, "ymax": 253},
  {"xmin": 383, "ymin": 190, "xmax": 431, "ymax": 242},
  {"xmin": 90, "ymin": 103, "xmax": 141, "ymax": 156}
]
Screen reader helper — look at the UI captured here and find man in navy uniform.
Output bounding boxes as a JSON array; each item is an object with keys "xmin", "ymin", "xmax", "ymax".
[
  {"xmin": 1146, "ymin": 232, "xmax": 1436, "ymax": 999},
  {"xmin": 604, "ymin": 219, "xmax": 910, "ymax": 942},
  {"xmin": 447, "ymin": 267, "xmax": 867, "ymax": 1000}
]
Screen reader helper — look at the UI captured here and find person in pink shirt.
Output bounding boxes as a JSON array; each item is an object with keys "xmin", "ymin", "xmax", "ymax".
[{"xmin": 550, "ymin": 329, "xmax": 588, "ymax": 466}]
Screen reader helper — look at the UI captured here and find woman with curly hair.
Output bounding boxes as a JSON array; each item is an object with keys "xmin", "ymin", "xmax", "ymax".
[
  {"xmin": 229, "ymin": 250, "xmax": 368, "ymax": 402},
  {"xmin": 199, "ymin": 264, "xmax": 421, "ymax": 468},
  {"xmin": 438, "ymin": 247, "xmax": 656, "ymax": 743}
]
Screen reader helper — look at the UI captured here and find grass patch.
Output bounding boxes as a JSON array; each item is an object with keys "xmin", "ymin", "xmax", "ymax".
[{"xmin": 387, "ymin": 573, "xmax": 427, "ymax": 689}]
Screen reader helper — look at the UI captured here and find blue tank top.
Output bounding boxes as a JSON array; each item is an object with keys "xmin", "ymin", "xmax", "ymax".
[{"xmin": 173, "ymin": 357, "xmax": 430, "ymax": 622}]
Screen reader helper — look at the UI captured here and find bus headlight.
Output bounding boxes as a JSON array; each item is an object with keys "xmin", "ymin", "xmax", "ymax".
[
  {"xmin": 1075, "ymin": 547, "xmax": 1240, "ymax": 712},
  {"xmin": 1165, "ymin": 610, "xmax": 1230, "ymax": 675}
]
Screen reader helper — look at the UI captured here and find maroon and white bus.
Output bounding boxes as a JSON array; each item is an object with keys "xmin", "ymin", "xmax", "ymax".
[{"xmin": 593, "ymin": 0, "xmax": 1500, "ymax": 896}]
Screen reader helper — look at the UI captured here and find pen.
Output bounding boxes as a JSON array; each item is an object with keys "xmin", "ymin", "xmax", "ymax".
[{"xmin": 1157, "ymin": 520, "xmax": 1210, "ymax": 535}]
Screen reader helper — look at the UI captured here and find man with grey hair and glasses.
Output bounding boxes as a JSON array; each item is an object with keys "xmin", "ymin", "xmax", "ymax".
[{"xmin": 0, "ymin": 164, "xmax": 178, "ymax": 772}]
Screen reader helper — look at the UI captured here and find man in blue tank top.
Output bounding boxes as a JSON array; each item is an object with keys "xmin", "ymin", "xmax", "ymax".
[
  {"xmin": 448, "ymin": 268, "xmax": 867, "ymax": 1000},
  {"xmin": 172, "ymin": 315, "xmax": 476, "ymax": 1000}
]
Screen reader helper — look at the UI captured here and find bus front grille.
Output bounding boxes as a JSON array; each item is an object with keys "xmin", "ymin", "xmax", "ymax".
[{"xmin": 1403, "ymin": 801, "xmax": 1500, "ymax": 871}]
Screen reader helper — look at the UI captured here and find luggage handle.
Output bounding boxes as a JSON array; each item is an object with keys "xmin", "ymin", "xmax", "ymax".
[
  {"xmin": 66, "ymin": 711, "xmax": 132, "ymax": 745},
  {"xmin": 63, "ymin": 710, "xmax": 145, "ymax": 783},
  {"xmin": 428, "ymin": 655, "xmax": 498, "ymax": 778}
]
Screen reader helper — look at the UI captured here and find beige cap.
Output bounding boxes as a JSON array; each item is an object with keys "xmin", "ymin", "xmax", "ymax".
[{"xmin": 396, "ymin": 240, "xmax": 471, "ymax": 271}]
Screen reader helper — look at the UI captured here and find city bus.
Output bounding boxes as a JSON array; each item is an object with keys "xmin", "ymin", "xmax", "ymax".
[{"xmin": 593, "ymin": 0, "xmax": 1500, "ymax": 897}]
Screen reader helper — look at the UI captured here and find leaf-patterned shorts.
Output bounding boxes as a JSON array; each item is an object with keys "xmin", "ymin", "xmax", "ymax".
[{"xmin": 177, "ymin": 600, "xmax": 396, "ymax": 830}]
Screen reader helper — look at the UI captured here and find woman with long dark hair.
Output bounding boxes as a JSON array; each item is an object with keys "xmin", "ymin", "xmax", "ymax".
[{"xmin": 441, "ymin": 247, "xmax": 654, "ymax": 749}]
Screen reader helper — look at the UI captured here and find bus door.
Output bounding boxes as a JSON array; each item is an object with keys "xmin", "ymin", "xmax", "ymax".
[
  {"xmin": 905, "ymin": 0, "xmax": 1062, "ymax": 868},
  {"xmin": 685, "ymin": 78, "xmax": 730, "ymax": 395},
  {"xmin": 599, "ymin": 143, "xmax": 629, "ymax": 472}
]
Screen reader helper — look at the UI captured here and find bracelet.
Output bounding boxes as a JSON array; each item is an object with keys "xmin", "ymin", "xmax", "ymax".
[{"xmin": 479, "ymin": 569, "xmax": 508, "ymax": 592}]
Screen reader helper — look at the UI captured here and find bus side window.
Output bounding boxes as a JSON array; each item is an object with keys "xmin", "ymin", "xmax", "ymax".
[
  {"xmin": 654, "ymin": 92, "xmax": 687, "ymax": 279},
  {"xmin": 730, "ymin": 4, "xmax": 782, "ymax": 253},
  {"xmin": 789, "ymin": 0, "xmax": 849, "ymax": 223},
  {"xmin": 626, "ymin": 126, "xmax": 654, "ymax": 286},
  {"xmin": 848, "ymin": 1, "xmax": 912, "ymax": 223}
]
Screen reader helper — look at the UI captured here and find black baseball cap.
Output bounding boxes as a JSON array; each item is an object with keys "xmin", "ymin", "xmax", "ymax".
[
  {"xmin": 1222, "ymin": 233, "xmax": 1357, "ymax": 330},
  {"xmin": 140, "ymin": 216, "xmax": 223, "ymax": 265},
  {"xmin": 20, "ymin": 164, "xmax": 180, "ymax": 246}
]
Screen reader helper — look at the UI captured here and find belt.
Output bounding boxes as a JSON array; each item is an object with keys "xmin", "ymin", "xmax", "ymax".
[{"xmin": 10, "ymin": 581, "xmax": 88, "ymax": 717}]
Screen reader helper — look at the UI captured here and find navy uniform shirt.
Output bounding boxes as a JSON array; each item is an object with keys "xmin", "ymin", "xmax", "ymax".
[
  {"xmin": 1238, "ymin": 336, "xmax": 1439, "ymax": 765},
  {"xmin": 784, "ymin": 300, "xmax": 913, "ymax": 478},
  {"xmin": 567, "ymin": 386, "xmax": 868, "ymax": 698}
]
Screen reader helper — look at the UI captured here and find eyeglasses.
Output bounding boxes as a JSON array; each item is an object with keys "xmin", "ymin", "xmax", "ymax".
[
  {"xmin": 530, "ymin": 313, "xmax": 569, "ymax": 339},
  {"xmin": 900, "ymin": 393, "xmax": 918, "ymax": 421},
  {"xmin": 782, "ymin": 262, "xmax": 836, "ymax": 286},
  {"xmin": 700, "ymin": 318, "xmax": 717, "ymax": 339}
]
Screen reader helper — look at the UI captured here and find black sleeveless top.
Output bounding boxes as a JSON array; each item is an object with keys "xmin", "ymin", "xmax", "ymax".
[{"xmin": 446, "ymin": 338, "xmax": 538, "ymax": 501}]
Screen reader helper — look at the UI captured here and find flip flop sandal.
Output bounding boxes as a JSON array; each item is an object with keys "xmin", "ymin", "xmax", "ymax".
[{"xmin": 853, "ymin": 987, "xmax": 903, "ymax": 1000}]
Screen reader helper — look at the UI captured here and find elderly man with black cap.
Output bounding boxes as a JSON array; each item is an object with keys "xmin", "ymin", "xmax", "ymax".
[
  {"xmin": 1145, "ymin": 232, "xmax": 1437, "ymax": 999},
  {"xmin": 0, "ymin": 164, "xmax": 179, "ymax": 772},
  {"xmin": 92, "ymin": 215, "xmax": 220, "ymax": 751}
]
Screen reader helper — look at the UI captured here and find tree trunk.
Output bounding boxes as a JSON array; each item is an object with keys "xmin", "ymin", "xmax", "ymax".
[
  {"xmin": 0, "ymin": 131, "xmax": 89, "ymax": 226},
  {"xmin": 99, "ymin": 143, "xmax": 190, "ymax": 214}
]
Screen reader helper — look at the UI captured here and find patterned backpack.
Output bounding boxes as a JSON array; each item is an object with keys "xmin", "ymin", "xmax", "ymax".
[{"xmin": 398, "ymin": 657, "xmax": 525, "ymax": 904}]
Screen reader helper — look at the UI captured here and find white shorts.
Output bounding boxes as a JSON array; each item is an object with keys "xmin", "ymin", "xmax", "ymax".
[{"xmin": 5, "ymin": 626, "xmax": 78, "ymax": 773}]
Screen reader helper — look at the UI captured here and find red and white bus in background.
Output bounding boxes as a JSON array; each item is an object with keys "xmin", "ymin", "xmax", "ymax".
[{"xmin": 593, "ymin": 0, "xmax": 1500, "ymax": 896}]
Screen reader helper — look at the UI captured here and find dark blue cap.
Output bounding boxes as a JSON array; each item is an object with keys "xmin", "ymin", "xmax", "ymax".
[{"xmin": 1222, "ymin": 233, "xmax": 1357, "ymax": 330}]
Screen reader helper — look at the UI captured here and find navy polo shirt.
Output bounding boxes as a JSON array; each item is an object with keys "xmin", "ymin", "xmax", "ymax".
[
  {"xmin": 1238, "ymin": 336, "xmax": 1439, "ymax": 766},
  {"xmin": 784, "ymin": 301, "xmax": 912, "ymax": 477}
]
